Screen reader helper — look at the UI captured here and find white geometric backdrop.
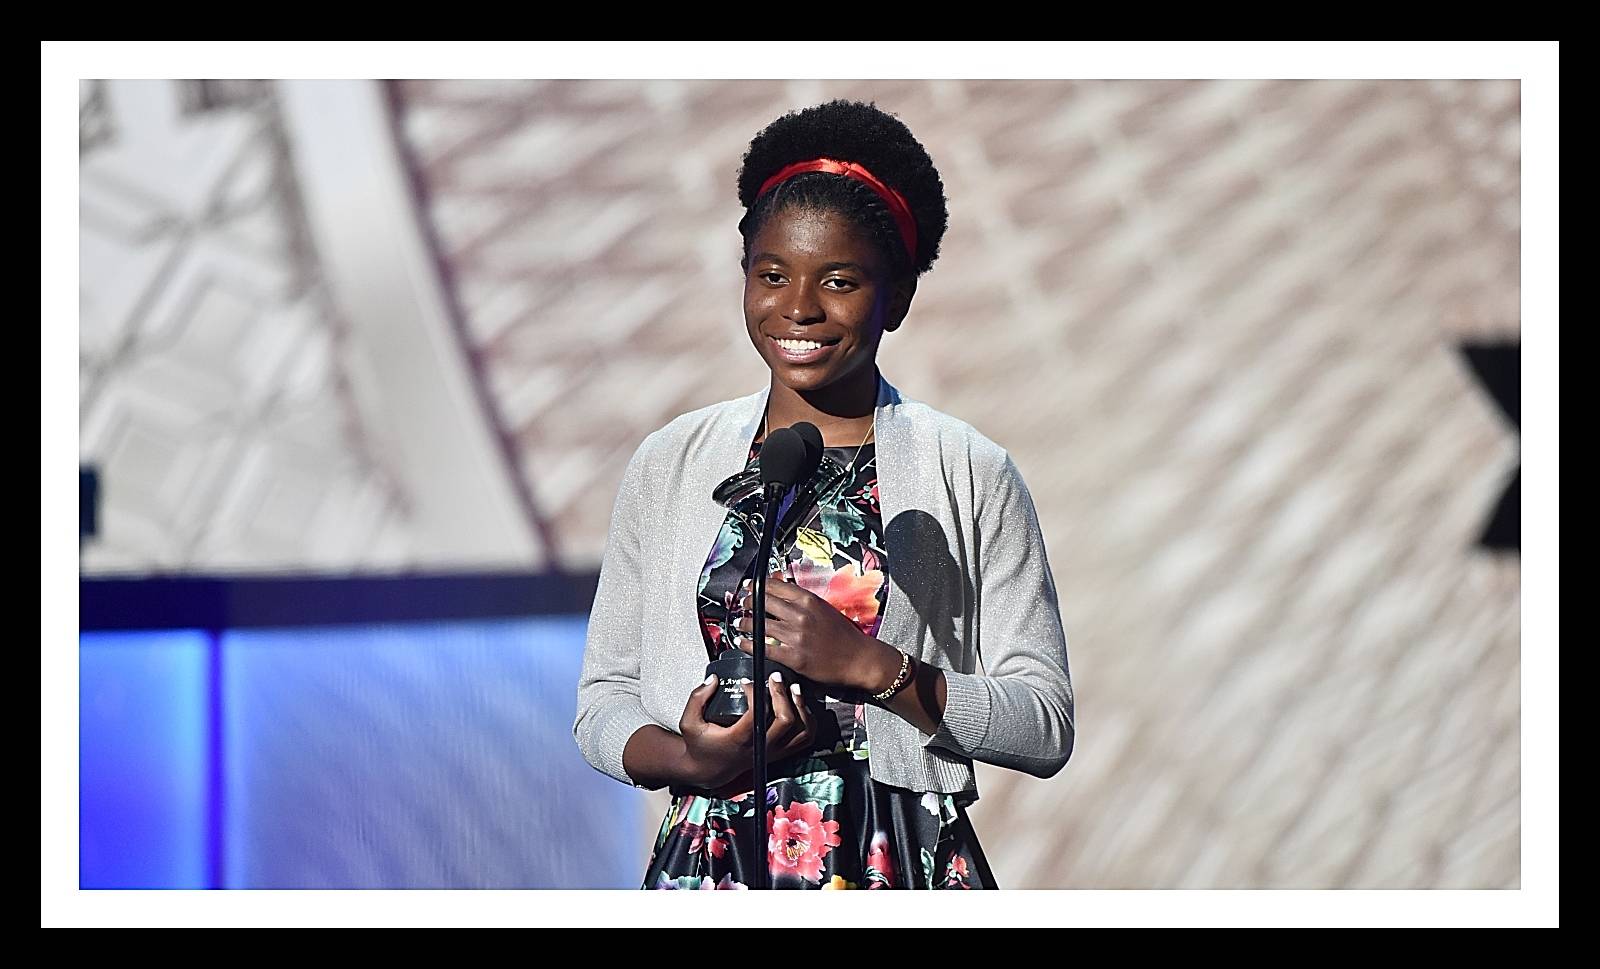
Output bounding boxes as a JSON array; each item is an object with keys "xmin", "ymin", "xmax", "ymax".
[{"xmin": 80, "ymin": 78, "xmax": 1520, "ymax": 888}]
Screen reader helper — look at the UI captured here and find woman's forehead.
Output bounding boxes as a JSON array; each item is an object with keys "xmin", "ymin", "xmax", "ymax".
[{"xmin": 752, "ymin": 207, "xmax": 882, "ymax": 264}]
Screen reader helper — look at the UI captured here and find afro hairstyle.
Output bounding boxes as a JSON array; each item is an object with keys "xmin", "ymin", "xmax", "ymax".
[{"xmin": 736, "ymin": 98, "xmax": 949, "ymax": 280}]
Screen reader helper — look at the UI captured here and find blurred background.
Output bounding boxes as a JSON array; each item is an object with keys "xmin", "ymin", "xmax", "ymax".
[{"xmin": 78, "ymin": 78, "xmax": 1521, "ymax": 889}]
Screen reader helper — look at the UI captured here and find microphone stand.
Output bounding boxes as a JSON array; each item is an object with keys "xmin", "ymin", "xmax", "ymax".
[{"xmin": 748, "ymin": 479, "xmax": 787, "ymax": 890}]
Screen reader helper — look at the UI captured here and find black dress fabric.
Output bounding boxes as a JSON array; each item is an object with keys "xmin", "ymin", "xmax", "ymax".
[{"xmin": 640, "ymin": 438, "xmax": 997, "ymax": 889}]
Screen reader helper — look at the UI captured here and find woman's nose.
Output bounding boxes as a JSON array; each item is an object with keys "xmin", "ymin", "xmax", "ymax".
[{"xmin": 784, "ymin": 283, "xmax": 824, "ymax": 324}]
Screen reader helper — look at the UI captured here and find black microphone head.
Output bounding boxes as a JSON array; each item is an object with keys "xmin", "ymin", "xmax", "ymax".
[
  {"xmin": 759, "ymin": 427, "xmax": 810, "ymax": 487},
  {"xmin": 792, "ymin": 422, "xmax": 823, "ymax": 470}
]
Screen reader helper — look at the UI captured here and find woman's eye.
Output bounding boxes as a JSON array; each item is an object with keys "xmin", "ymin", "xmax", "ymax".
[{"xmin": 755, "ymin": 272, "xmax": 855, "ymax": 290}]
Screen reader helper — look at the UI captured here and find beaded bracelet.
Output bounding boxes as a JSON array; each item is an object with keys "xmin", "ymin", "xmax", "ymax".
[{"xmin": 872, "ymin": 649, "xmax": 915, "ymax": 702}]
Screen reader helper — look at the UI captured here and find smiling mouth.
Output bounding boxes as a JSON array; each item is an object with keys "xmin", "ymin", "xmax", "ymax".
[
  {"xmin": 769, "ymin": 335, "xmax": 841, "ymax": 348},
  {"xmin": 769, "ymin": 336, "xmax": 841, "ymax": 363}
]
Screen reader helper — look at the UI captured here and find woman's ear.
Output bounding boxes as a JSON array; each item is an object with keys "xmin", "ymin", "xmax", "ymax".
[{"xmin": 883, "ymin": 274, "xmax": 917, "ymax": 333}]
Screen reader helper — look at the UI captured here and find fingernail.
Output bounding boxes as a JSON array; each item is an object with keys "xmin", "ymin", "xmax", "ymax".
[
  {"xmin": 769, "ymin": 671, "xmax": 782, "ymax": 684},
  {"xmin": 790, "ymin": 683, "xmax": 801, "ymax": 696},
  {"xmin": 704, "ymin": 674, "xmax": 715, "ymax": 685}
]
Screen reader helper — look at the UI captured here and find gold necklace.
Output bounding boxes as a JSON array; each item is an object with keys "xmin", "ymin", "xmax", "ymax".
[{"xmin": 761, "ymin": 409, "xmax": 876, "ymax": 472}]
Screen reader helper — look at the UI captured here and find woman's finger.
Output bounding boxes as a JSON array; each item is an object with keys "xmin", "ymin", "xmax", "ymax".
[
  {"xmin": 734, "ymin": 619, "xmax": 791, "ymax": 645},
  {"xmin": 770, "ymin": 682, "xmax": 812, "ymax": 762},
  {"xmin": 789, "ymin": 680, "xmax": 816, "ymax": 748},
  {"xmin": 740, "ymin": 582, "xmax": 797, "ymax": 622},
  {"xmin": 763, "ymin": 672, "xmax": 800, "ymax": 749},
  {"xmin": 733, "ymin": 619, "xmax": 791, "ymax": 658},
  {"xmin": 734, "ymin": 678, "xmax": 781, "ymax": 740},
  {"xmin": 680, "ymin": 673, "xmax": 721, "ymax": 733}
]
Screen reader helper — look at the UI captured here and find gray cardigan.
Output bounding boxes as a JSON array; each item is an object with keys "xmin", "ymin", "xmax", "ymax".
[{"xmin": 572, "ymin": 370, "xmax": 1075, "ymax": 802}]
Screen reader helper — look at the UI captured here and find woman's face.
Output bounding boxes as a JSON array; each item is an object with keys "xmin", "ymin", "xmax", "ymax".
[{"xmin": 743, "ymin": 206, "xmax": 911, "ymax": 396}]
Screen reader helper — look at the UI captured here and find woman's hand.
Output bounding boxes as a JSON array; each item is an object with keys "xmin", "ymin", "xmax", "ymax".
[
  {"xmin": 732, "ymin": 572, "xmax": 893, "ymax": 696},
  {"xmin": 676, "ymin": 671, "xmax": 818, "ymax": 793}
]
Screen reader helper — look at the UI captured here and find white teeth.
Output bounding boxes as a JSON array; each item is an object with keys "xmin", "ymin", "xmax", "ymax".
[{"xmin": 776, "ymin": 338, "xmax": 826, "ymax": 350}]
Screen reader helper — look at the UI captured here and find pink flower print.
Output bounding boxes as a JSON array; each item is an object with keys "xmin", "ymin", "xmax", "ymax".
[
  {"xmin": 827, "ymin": 567, "xmax": 884, "ymax": 631},
  {"xmin": 944, "ymin": 855, "xmax": 972, "ymax": 888},
  {"xmin": 706, "ymin": 816, "xmax": 733, "ymax": 860},
  {"xmin": 866, "ymin": 830, "xmax": 895, "ymax": 889},
  {"xmin": 767, "ymin": 800, "xmax": 842, "ymax": 884}
]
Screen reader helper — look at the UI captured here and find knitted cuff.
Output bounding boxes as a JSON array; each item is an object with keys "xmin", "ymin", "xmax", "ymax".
[
  {"xmin": 921, "ymin": 667, "xmax": 992, "ymax": 755},
  {"xmin": 592, "ymin": 698, "xmax": 661, "ymax": 790}
]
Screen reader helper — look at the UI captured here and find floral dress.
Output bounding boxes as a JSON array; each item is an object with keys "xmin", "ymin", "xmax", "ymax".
[{"xmin": 641, "ymin": 437, "xmax": 998, "ymax": 890}]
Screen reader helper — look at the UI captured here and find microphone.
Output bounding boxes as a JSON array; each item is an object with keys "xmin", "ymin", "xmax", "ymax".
[
  {"xmin": 756, "ymin": 425, "xmax": 815, "ymax": 491},
  {"xmin": 707, "ymin": 418, "xmax": 838, "ymax": 729},
  {"xmin": 739, "ymin": 422, "xmax": 822, "ymax": 889},
  {"xmin": 792, "ymin": 422, "xmax": 823, "ymax": 478},
  {"xmin": 710, "ymin": 419, "xmax": 836, "ymax": 512},
  {"xmin": 704, "ymin": 423, "xmax": 822, "ymax": 726}
]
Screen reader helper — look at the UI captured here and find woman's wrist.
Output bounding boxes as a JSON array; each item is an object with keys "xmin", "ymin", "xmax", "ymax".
[
  {"xmin": 672, "ymin": 738, "xmax": 720, "ymax": 789},
  {"xmin": 854, "ymin": 634, "xmax": 910, "ymax": 697},
  {"xmin": 624, "ymin": 725, "xmax": 720, "ymax": 791}
]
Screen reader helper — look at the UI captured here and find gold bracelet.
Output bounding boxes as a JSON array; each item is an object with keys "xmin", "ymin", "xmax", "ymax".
[{"xmin": 872, "ymin": 650, "xmax": 914, "ymax": 702}]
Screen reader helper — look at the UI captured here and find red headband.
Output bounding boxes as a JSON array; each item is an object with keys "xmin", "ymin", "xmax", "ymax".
[{"xmin": 755, "ymin": 157, "xmax": 918, "ymax": 263}]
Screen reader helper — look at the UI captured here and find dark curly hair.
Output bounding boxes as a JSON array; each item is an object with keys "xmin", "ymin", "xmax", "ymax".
[{"xmin": 736, "ymin": 99, "xmax": 949, "ymax": 281}]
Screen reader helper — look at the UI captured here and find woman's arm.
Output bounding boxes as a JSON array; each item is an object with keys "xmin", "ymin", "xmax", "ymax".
[
  {"xmin": 873, "ymin": 451, "xmax": 1076, "ymax": 779},
  {"xmin": 857, "ymin": 639, "xmax": 948, "ymax": 738},
  {"xmin": 621, "ymin": 724, "xmax": 702, "ymax": 791},
  {"xmin": 572, "ymin": 436, "xmax": 677, "ymax": 790},
  {"xmin": 627, "ymin": 724, "xmax": 778, "ymax": 799}
]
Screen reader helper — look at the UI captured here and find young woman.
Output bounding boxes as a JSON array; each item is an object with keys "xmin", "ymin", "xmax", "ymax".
[{"xmin": 574, "ymin": 99, "xmax": 1075, "ymax": 889}]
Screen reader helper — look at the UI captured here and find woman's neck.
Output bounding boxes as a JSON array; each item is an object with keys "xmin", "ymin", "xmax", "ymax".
[{"xmin": 761, "ymin": 370, "xmax": 879, "ymax": 446}]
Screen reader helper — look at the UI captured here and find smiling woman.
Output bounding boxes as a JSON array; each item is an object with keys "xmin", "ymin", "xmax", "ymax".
[
  {"xmin": 747, "ymin": 210, "xmax": 888, "ymax": 388},
  {"xmin": 574, "ymin": 98, "xmax": 1075, "ymax": 891},
  {"xmin": 734, "ymin": 101, "xmax": 947, "ymax": 449}
]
